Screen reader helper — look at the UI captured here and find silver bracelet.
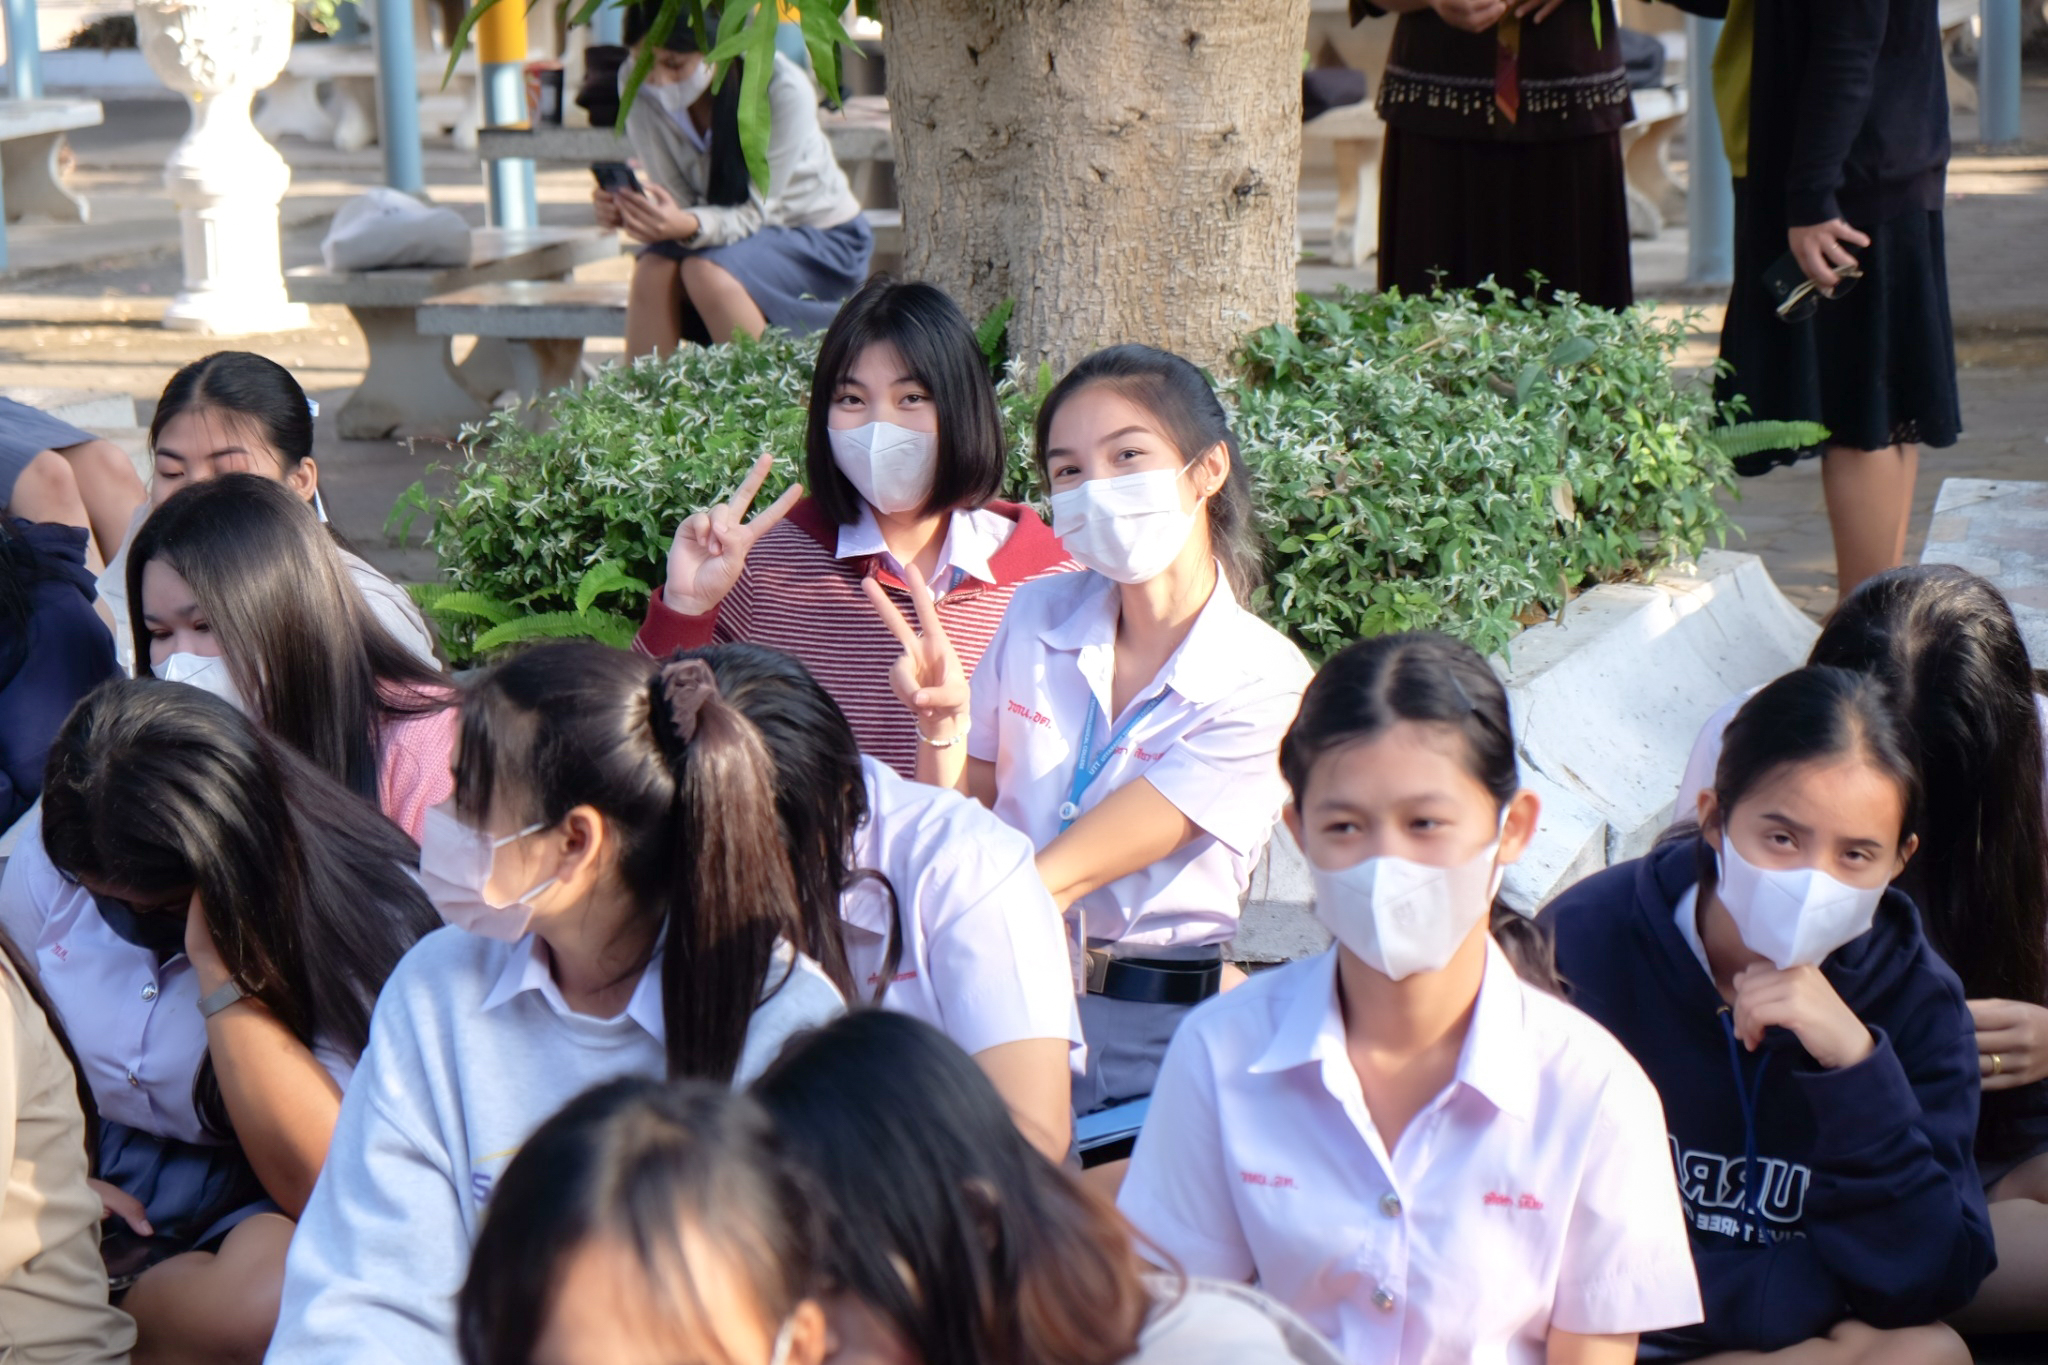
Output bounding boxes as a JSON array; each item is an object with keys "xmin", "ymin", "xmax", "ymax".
[{"xmin": 917, "ymin": 718, "xmax": 970, "ymax": 750}]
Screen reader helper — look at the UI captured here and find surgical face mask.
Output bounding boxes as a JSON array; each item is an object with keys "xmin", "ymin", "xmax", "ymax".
[
  {"xmin": 1049, "ymin": 465, "xmax": 1200, "ymax": 585},
  {"xmin": 153, "ymin": 651, "xmax": 246, "ymax": 715},
  {"xmin": 828, "ymin": 421, "xmax": 939, "ymax": 515},
  {"xmin": 1716, "ymin": 835, "xmax": 1884, "ymax": 969},
  {"xmin": 417, "ymin": 803, "xmax": 558, "ymax": 942},
  {"xmin": 1310, "ymin": 832, "xmax": 1505, "ymax": 981},
  {"xmin": 649, "ymin": 62, "xmax": 714, "ymax": 123},
  {"xmin": 767, "ymin": 1318, "xmax": 795, "ymax": 1365}
]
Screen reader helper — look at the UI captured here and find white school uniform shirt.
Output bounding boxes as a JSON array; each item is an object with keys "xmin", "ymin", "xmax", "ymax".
[
  {"xmin": 266, "ymin": 926, "xmax": 844, "ymax": 1365},
  {"xmin": 837, "ymin": 501, "xmax": 1013, "ymax": 597},
  {"xmin": 842, "ymin": 756, "xmax": 1082, "ymax": 1060},
  {"xmin": 0, "ymin": 804, "xmax": 353, "ymax": 1145},
  {"xmin": 1118, "ymin": 941, "xmax": 1703, "ymax": 1365},
  {"xmin": 966, "ymin": 567, "xmax": 1313, "ymax": 951}
]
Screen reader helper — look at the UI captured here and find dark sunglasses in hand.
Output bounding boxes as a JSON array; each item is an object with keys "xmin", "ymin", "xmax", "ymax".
[{"xmin": 1764, "ymin": 249, "xmax": 1865, "ymax": 324}]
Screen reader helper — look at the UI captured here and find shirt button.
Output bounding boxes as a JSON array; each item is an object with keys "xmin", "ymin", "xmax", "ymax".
[
  {"xmin": 141, "ymin": 984, "xmax": 158, "ymax": 1002},
  {"xmin": 1380, "ymin": 1191, "xmax": 1403, "ymax": 1218},
  {"xmin": 125, "ymin": 1070, "xmax": 140, "ymax": 1087},
  {"xmin": 1371, "ymin": 1288, "xmax": 1397, "ymax": 1313}
]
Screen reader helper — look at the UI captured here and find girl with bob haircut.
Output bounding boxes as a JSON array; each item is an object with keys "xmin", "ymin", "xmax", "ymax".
[
  {"xmin": 873, "ymin": 343, "xmax": 1313, "ymax": 1115},
  {"xmin": 752, "ymin": 1009, "xmax": 1346, "ymax": 1365},
  {"xmin": 635, "ymin": 276, "xmax": 1069, "ymax": 776},
  {"xmin": 1674, "ymin": 566, "xmax": 2048, "ymax": 1330},
  {"xmin": 1119, "ymin": 632, "xmax": 1702, "ymax": 1365},
  {"xmin": 100, "ymin": 350, "xmax": 434, "ymax": 671},
  {"xmin": 1, "ymin": 678, "xmax": 440, "ymax": 1365},
  {"xmin": 1546, "ymin": 667, "xmax": 1992, "ymax": 1362},
  {"xmin": 268, "ymin": 642, "xmax": 844, "ymax": 1365},
  {"xmin": 457, "ymin": 1078, "xmax": 829, "ymax": 1365},
  {"xmin": 684, "ymin": 641, "xmax": 1081, "ymax": 1160}
]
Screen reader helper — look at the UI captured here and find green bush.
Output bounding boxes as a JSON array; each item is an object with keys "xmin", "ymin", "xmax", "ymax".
[{"xmin": 393, "ymin": 287, "xmax": 1796, "ymax": 664}]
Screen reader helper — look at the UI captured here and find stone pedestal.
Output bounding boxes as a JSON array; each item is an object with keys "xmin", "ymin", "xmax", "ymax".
[{"xmin": 134, "ymin": 0, "xmax": 309, "ymax": 335}]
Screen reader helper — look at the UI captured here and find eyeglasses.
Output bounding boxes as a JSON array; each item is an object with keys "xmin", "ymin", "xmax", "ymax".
[{"xmin": 1776, "ymin": 265, "xmax": 1864, "ymax": 323}]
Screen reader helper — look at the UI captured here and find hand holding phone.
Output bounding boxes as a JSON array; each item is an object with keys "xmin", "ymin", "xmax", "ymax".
[{"xmin": 591, "ymin": 162, "xmax": 644, "ymax": 197}]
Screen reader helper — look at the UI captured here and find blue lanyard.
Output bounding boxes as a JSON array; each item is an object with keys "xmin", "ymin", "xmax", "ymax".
[{"xmin": 1059, "ymin": 691, "xmax": 1170, "ymax": 831}]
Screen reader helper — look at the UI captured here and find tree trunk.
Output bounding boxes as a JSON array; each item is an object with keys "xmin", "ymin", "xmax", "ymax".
[{"xmin": 880, "ymin": 0, "xmax": 1311, "ymax": 376}]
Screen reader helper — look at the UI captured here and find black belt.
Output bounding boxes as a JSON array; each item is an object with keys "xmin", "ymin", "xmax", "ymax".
[{"xmin": 1084, "ymin": 949, "xmax": 1223, "ymax": 1006}]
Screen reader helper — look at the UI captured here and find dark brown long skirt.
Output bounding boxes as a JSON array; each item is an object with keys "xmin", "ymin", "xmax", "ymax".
[{"xmin": 1377, "ymin": 125, "xmax": 1634, "ymax": 311}]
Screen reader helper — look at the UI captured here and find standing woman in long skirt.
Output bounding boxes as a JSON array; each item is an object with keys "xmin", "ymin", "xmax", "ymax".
[
  {"xmin": 1711, "ymin": 0, "xmax": 1958, "ymax": 596},
  {"xmin": 1348, "ymin": 0, "xmax": 1636, "ymax": 309}
]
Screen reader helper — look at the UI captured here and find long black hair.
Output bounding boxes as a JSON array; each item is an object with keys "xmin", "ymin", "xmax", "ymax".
[
  {"xmin": 125, "ymin": 474, "xmax": 447, "ymax": 801},
  {"xmin": 1034, "ymin": 344, "xmax": 1264, "ymax": 597},
  {"xmin": 753, "ymin": 1011, "xmax": 1153, "ymax": 1365},
  {"xmin": 623, "ymin": 2, "xmax": 750, "ymax": 207},
  {"xmin": 454, "ymin": 642, "xmax": 845, "ymax": 1081},
  {"xmin": 679, "ymin": 643, "xmax": 896, "ymax": 1003},
  {"xmin": 1279, "ymin": 631, "xmax": 1559, "ymax": 990},
  {"xmin": 458, "ymin": 1077, "xmax": 821, "ymax": 1365},
  {"xmin": 40, "ymin": 678, "xmax": 440, "ymax": 1130},
  {"xmin": 1807, "ymin": 565, "xmax": 2047, "ymax": 1006},
  {"xmin": 152, "ymin": 351, "xmax": 315, "ymax": 477},
  {"xmin": 1701, "ymin": 665, "xmax": 1921, "ymax": 898},
  {"xmin": 804, "ymin": 277, "xmax": 1008, "ymax": 524}
]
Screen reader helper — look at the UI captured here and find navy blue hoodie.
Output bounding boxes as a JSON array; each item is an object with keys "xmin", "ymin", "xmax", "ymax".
[{"xmin": 1540, "ymin": 838, "xmax": 1993, "ymax": 1357}]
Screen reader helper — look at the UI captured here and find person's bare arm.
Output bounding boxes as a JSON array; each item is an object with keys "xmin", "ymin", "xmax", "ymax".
[
  {"xmin": 1034, "ymin": 778, "xmax": 1199, "ymax": 913},
  {"xmin": 1547, "ymin": 1330, "xmax": 1640, "ymax": 1365},
  {"xmin": 973, "ymin": 1038, "xmax": 1074, "ymax": 1162}
]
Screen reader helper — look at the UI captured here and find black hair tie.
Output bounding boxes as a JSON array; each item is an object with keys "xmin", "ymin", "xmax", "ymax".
[{"xmin": 658, "ymin": 658, "xmax": 719, "ymax": 744}]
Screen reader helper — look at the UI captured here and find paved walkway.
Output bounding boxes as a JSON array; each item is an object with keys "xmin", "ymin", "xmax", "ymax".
[{"xmin": 1, "ymin": 83, "xmax": 2043, "ymax": 611}]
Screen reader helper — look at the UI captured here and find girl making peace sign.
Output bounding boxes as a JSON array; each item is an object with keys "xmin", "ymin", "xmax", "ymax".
[{"xmin": 872, "ymin": 346, "xmax": 1312, "ymax": 1117}]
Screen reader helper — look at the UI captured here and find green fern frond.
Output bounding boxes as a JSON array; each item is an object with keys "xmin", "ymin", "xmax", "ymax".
[
  {"xmin": 574, "ymin": 562, "xmax": 652, "ymax": 616},
  {"xmin": 410, "ymin": 587, "xmax": 519, "ymax": 627},
  {"xmin": 471, "ymin": 612, "xmax": 617, "ymax": 654},
  {"xmin": 1708, "ymin": 421, "xmax": 1831, "ymax": 460}
]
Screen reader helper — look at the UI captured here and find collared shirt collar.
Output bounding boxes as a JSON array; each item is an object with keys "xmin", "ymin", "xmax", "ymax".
[
  {"xmin": 1250, "ymin": 938, "xmax": 1539, "ymax": 1122},
  {"xmin": 479, "ymin": 933, "xmax": 666, "ymax": 1042},
  {"xmin": 1036, "ymin": 563, "xmax": 1252, "ymax": 708},
  {"xmin": 835, "ymin": 504, "xmax": 1004, "ymax": 591},
  {"xmin": 1672, "ymin": 884, "xmax": 1714, "ymax": 978}
]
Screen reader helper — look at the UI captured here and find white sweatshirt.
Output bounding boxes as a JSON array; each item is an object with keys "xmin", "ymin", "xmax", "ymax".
[{"xmin": 264, "ymin": 925, "xmax": 843, "ymax": 1365}]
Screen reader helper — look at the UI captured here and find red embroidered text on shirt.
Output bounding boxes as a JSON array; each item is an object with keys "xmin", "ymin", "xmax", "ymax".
[
  {"xmin": 1483, "ymin": 1191, "xmax": 1545, "ymax": 1210},
  {"xmin": 1240, "ymin": 1170, "xmax": 1298, "ymax": 1189},
  {"xmin": 865, "ymin": 969, "xmax": 919, "ymax": 986},
  {"xmin": 1006, "ymin": 699, "xmax": 1053, "ymax": 727},
  {"xmin": 1110, "ymin": 744, "xmax": 1165, "ymax": 762}
]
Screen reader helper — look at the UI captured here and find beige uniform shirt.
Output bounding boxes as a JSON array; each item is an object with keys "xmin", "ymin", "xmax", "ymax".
[{"xmin": 0, "ymin": 959, "xmax": 134, "ymax": 1363}]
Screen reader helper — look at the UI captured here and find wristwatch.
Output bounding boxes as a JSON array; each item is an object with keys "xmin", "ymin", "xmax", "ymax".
[{"xmin": 197, "ymin": 978, "xmax": 248, "ymax": 1020}]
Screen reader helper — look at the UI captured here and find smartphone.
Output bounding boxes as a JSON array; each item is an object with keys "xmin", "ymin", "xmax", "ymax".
[{"xmin": 591, "ymin": 161, "xmax": 643, "ymax": 196}]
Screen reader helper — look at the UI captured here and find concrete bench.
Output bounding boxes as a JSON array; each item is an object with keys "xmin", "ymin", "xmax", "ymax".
[
  {"xmin": 1301, "ymin": 100, "xmax": 1384, "ymax": 269},
  {"xmin": 418, "ymin": 279, "xmax": 627, "ymax": 404},
  {"xmin": 1920, "ymin": 479, "xmax": 2048, "ymax": 666},
  {"xmin": 0, "ymin": 98, "xmax": 103, "ymax": 228},
  {"xmin": 286, "ymin": 225, "xmax": 621, "ymax": 438},
  {"xmin": 258, "ymin": 42, "xmax": 481, "ymax": 152}
]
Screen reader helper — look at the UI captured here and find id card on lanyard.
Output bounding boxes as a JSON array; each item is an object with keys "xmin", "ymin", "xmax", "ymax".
[{"xmin": 1058, "ymin": 690, "xmax": 1171, "ymax": 832}]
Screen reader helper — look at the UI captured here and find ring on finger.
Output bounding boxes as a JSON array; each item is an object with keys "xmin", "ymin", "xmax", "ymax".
[{"xmin": 1993, "ymin": 1052, "xmax": 2005, "ymax": 1077}]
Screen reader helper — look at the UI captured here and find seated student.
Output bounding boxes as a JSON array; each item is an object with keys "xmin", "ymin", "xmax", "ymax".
[
  {"xmin": 596, "ymin": 3, "xmax": 870, "ymax": 359},
  {"xmin": 0, "ymin": 396, "xmax": 145, "ymax": 570},
  {"xmin": 1672, "ymin": 566, "xmax": 2048, "ymax": 1331},
  {"xmin": 3, "ymin": 678, "xmax": 441, "ymax": 1365},
  {"xmin": 1117, "ymin": 633, "xmax": 1703, "ymax": 1365},
  {"xmin": 0, "ymin": 926, "xmax": 136, "ymax": 1365},
  {"xmin": 754, "ymin": 1010, "xmax": 1347, "ymax": 1365},
  {"xmin": 458, "ymin": 1078, "xmax": 830, "ymax": 1365},
  {"xmin": 100, "ymin": 351, "xmax": 434, "ymax": 673},
  {"xmin": 688, "ymin": 641, "xmax": 1080, "ymax": 1159},
  {"xmin": 636, "ymin": 277, "xmax": 1068, "ymax": 775},
  {"xmin": 872, "ymin": 344, "xmax": 1314, "ymax": 1115},
  {"xmin": 1, "ymin": 516, "xmax": 116, "ymax": 831},
  {"xmin": 266, "ymin": 644, "xmax": 846, "ymax": 1365},
  {"xmin": 1544, "ymin": 667, "xmax": 1992, "ymax": 1363}
]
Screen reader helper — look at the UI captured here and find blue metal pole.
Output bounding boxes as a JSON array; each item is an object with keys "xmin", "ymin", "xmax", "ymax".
[
  {"xmin": 5, "ymin": 0, "xmax": 43, "ymax": 100},
  {"xmin": 1981, "ymin": 0, "xmax": 2023, "ymax": 146},
  {"xmin": 482, "ymin": 63, "xmax": 537, "ymax": 228},
  {"xmin": 373, "ymin": 0, "xmax": 424, "ymax": 193},
  {"xmin": 1686, "ymin": 16, "xmax": 1734, "ymax": 287},
  {"xmin": 591, "ymin": 3, "xmax": 626, "ymax": 46}
]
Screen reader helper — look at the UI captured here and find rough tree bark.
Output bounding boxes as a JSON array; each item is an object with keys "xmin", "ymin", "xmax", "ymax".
[{"xmin": 879, "ymin": 0, "xmax": 1312, "ymax": 375}]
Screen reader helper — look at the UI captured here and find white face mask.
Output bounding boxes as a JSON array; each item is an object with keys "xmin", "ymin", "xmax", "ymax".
[
  {"xmin": 417, "ymin": 803, "xmax": 558, "ymax": 942},
  {"xmin": 650, "ymin": 62, "xmax": 714, "ymax": 123},
  {"xmin": 1716, "ymin": 835, "xmax": 1884, "ymax": 969},
  {"xmin": 1310, "ymin": 833, "xmax": 1504, "ymax": 981},
  {"xmin": 1049, "ymin": 466, "xmax": 1200, "ymax": 585},
  {"xmin": 828, "ymin": 421, "xmax": 939, "ymax": 515},
  {"xmin": 153, "ymin": 651, "xmax": 246, "ymax": 714},
  {"xmin": 767, "ymin": 1318, "xmax": 795, "ymax": 1365}
]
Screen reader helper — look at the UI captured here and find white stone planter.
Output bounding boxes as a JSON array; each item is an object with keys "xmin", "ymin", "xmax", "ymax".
[
  {"xmin": 1233, "ymin": 550, "xmax": 1820, "ymax": 963},
  {"xmin": 134, "ymin": 0, "xmax": 309, "ymax": 336}
]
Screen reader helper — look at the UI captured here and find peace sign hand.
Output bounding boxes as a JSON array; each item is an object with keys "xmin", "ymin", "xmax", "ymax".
[
  {"xmin": 864, "ymin": 565, "xmax": 970, "ymax": 737},
  {"xmin": 665, "ymin": 455, "xmax": 803, "ymax": 616}
]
